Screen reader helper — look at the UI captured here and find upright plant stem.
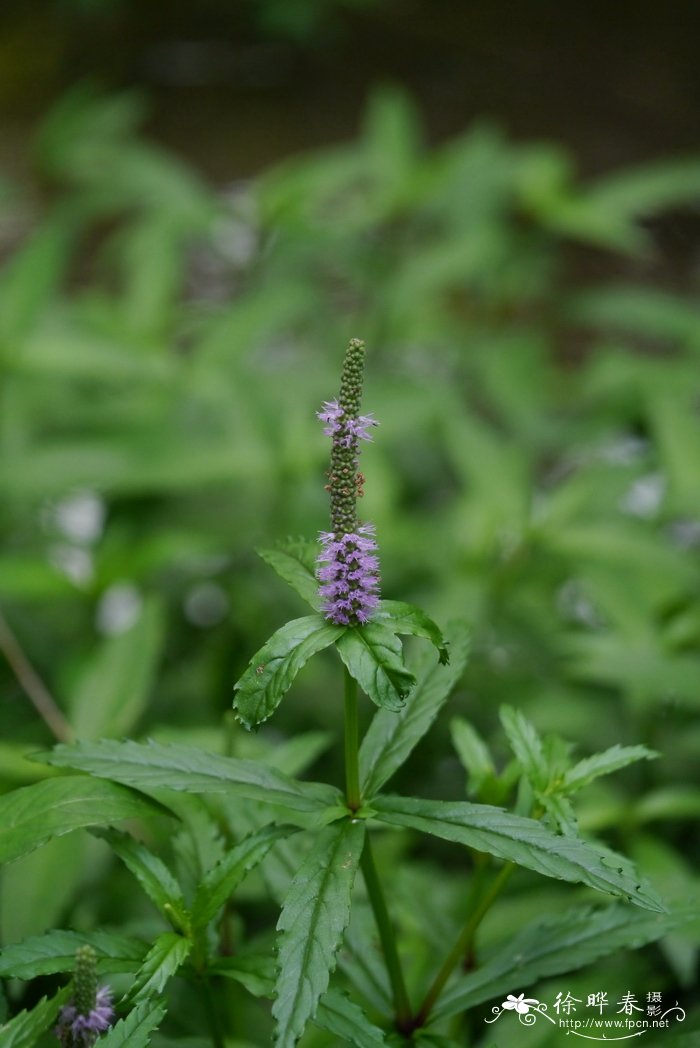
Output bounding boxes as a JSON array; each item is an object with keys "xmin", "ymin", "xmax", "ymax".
[
  {"xmin": 343, "ymin": 666, "xmax": 412, "ymax": 1030},
  {"xmin": 360, "ymin": 835, "xmax": 413, "ymax": 1032},
  {"xmin": 202, "ymin": 975, "xmax": 225, "ymax": 1048},
  {"xmin": 343, "ymin": 666, "xmax": 361, "ymax": 812},
  {"xmin": 0, "ymin": 608, "xmax": 73, "ymax": 743},
  {"xmin": 414, "ymin": 861, "xmax": 515, "ymax": 1028}
]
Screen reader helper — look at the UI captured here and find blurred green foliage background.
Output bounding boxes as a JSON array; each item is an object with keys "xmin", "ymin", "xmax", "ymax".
[{"xmin": 1, "ymin": 1, "xmax": 700, "ymax": 1043}]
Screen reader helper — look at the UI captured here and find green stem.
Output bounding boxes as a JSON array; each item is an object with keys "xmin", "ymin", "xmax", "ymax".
[
  {"xmin": 202, "ymin": 975, "xmax": 226, "ymax": 1048},
  {"xmin": 343, "ymin": 667, "xmax": 361, "ymax": 812},
  {"xmin": 360, "ymin": 835, "xmax": 413, "ymax": 1032},
  {"xmin": 343, "ymin": 666, "xmax": 411, "ymax": 1031},
  {"xmin": 414, "ymin": 861, "xmax": 515, "ymax": 1028}
]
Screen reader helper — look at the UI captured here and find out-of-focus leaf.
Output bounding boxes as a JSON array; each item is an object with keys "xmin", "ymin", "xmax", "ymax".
[
  {"xmin": 313, "ymin": 988, "xmax": 387, "ymax": 1048},
  {"xmin": 69, "ymin": 595, "xmax": 165, "ymax": 739},
  {"xmin": 499, "ymin": 706, "xmax": 548, "ymax": 791},
  {"xmin": 450, "ymin": 718, "xmax": 495, "ymax": 798},
  {"xmin": 0, "ymin": 776, "xmax": 167, "ymax": 865},
  {"xmin": 434, "ymin": 903, "xmax": 700, "ymax": 1021},
  {"xmin": 0, "ymin": 929, "xmax": 148, "ymax": 979},
  {"xmin": 564, "ymin": 745, "xmax": 657, "ymax": 793}
]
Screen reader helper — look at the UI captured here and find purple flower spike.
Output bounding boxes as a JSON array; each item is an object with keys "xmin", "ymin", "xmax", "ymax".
[
  {"xmin": 318, "ymin": 339, "xmax": 381, "ymax": 625},
  {"xmin": 55, "ymin": 946, "xmax": 115, "ymax": 1047},
  {"xmin": 318, "ymin": 528, "xmax": 381, "ymax": 626},
  {"xmin": 56, "ymin": 986, "xmax": 114, "ymax": 1046}
]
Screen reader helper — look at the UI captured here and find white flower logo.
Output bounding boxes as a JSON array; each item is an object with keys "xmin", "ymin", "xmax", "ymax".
[{"xmin": 502, "ymin": 993, "xmax": 540, "ymax": 1015}]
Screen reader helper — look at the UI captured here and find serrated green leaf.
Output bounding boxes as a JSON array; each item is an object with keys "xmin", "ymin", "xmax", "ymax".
[
  {"xmin": 257, "ymin": 539, "xmax": 321, "ymax": 610},
  {"xmin": 563, "ymin": 744, "xmax": 658, "ymax": 794},
  {"xmin": 539, "ymin": 792, "xmax": 579, "ymax": 837},
  {"xmin": 69, "ymin": 596, "xmax": 165, "ymax": 739},
  {"xmin": 339, "ymin": 907, "xmax": 393, "ymax": 1015},
  {"xmin": 0, "ymin": 929, "xmax": 148, "ymax": 980},
  {"xmin": 0, "ymin": 987, "xmax": 71, "ymax": 1048},
  {"xmin": 210, "ymin": 952, "xmax": 276, "ymax": 996},
  {"xmin": 234, "ymin": 615, "xmax": 344, "ymax": 729},
  {"xmin": 372, "ymin": 795, "xmax": 663, "ymax": 910},
  {"xmin": 499, "ymin": 706, "xmax": 548, "ymax": 791},
  {"xmin": 128, "ymin": 932, "xmax": 191, "ymax": 1004},
  {"xmin": 0, "ymin": 776, "xmax": 167, "ymax": 866},
  {"xmin": 314, "ymin": 988, "xmax": 387, "ymax": 1048},
  {"xmin": 90, "ymin": 828, "xmax": 187, "ymax": 928},
  {"xmin": 36, "ymin": 739, "xmax": 342, "ymax": 815},
  {"xmin": 360, "ymin": 622, "xmax": 469, "ymax": 796},
  {"xmin": 433, "ymin": 903, "xmax": 699, "ymax": 1021},
  {"xmin": 336, "ymin": 624, "xmax": 415, "ymax": 712},
  {"xmin": 450, "ymin": 718, "xmax": 495, "ymax": 797},
  {"xmin": 273, "ymin": 819, "xmax": 366, "ymax": 1048},
  {"xmin": 375, "ymin": 601, "xmax": 450, "ymax": 664},
  {"xmin": 190, "ymin": 824, "xmax": 295, "ymax": 929},
  {"xmin": 97, "ymin": 1000, "xmax": 166, "ymax": 1047}
]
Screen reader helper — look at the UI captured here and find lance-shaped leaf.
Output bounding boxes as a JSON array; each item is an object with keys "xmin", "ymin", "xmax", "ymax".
[
  {"xmin": 91, "ymin": 828, "xmax": 187, "ymax": 929},
  {"xmin": 36, "ymin": 739, "xmax": 342, "ymax": 815},
  {"xmin": 433, "ymin": 902, "xmax": 699, "ymax": 1021},
  {"xmin": 372, "ymin": 795, "xmax": 664, "ymax": 911},
  {"xmin": 234, "ymin": 615, "xmax": 344, "ymax": 729},
  {"xmin": 376, "ymin": 601, "xmax": 450, "ymax": 664},
  {"xmin": 0, "ymin": 987, "xmax": 70, "ymax": 1048},
  {"xmin": 0, "ymin": 776, "xmax": 167, "ymax": 865},
  {"xmin": 128, "ymin": 933, "xmax": 192, "ymax": 1004},
  {"xmin": 336, "ymin": 623, "xmax": 415, "ymax": 712},
  {"xmin": 257, "ymin": 539, "xmax": 321, "ymax": 611},
  {"xmin": 563, "ymin": 744, "xmax": 658, "ymax": 794},
  {"xmin": 0, "ymin": 929, "xmax": 148, "ymax": 980},
  {"xmin": 190, "ymin": 824, "xmax": 295, "ymax": 929},
  {"xmin": 97, "ymin": 1000, "xmax": 166, "ymax": 1048},
  {"xmin": 314, "ymin": 988, "xmax": 387, "ymax": 1048},
  {"xmin": 360, "ymin": 622, "xmax": 469, "ymax": 796},
  {"xmin": 450, "ymin": 718, "xmax": 496, "ymax": 798},
  {"xmin": 210, "ymin": 953, "xmax": 387, "ymax": 1048},
  {"xmin": 68, "ymin": 595, "xmax": 165, "ymax": 740},
  {"xmin": 211, "ymin": 952, "xmax": 277, "ymax": 997},
  {"xmin": 499, "ymin": 706, "xmax": 549, "ymax": 791},
  {"xmin": 273, "ymin": 818, "xmax": 366, "ymax": 1048}
]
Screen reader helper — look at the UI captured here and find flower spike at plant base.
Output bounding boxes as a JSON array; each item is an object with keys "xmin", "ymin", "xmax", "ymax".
[
  {"xmin": 317, "ymin": 338, "xmax": 381, "ymax": 626},
  {"xmin": 55, "ymin": 945, "xmax": 115, "ymax": 1047}
]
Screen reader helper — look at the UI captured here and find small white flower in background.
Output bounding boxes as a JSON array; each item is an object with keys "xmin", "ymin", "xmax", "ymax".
[
  {"xmin": 53, "ymin": 491, "xmax": 106, "ymax": 545},
  {"xmin": 502, "ymin": 993, "xmax": 539, "ymax": 1014},
  {"xmin": 96, "ymin": 582, "xmax": 142, "ymax": 635}
]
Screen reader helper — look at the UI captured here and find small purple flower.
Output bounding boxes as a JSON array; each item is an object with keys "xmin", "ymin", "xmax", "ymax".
[
  {"xmin": 317, "ymin": 399, "xmax": 344, "ymax": 437},
  {"xmin": 55, "ymin": 945, "xmax": 115, "ymax": 1047},
  {"xmin": 55, "ymin": 986, "xmax": 114, "ymax": 1046},
  {"xmin": 318, "ymin": 524, "xmax": 380, "ymax": 626}
]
